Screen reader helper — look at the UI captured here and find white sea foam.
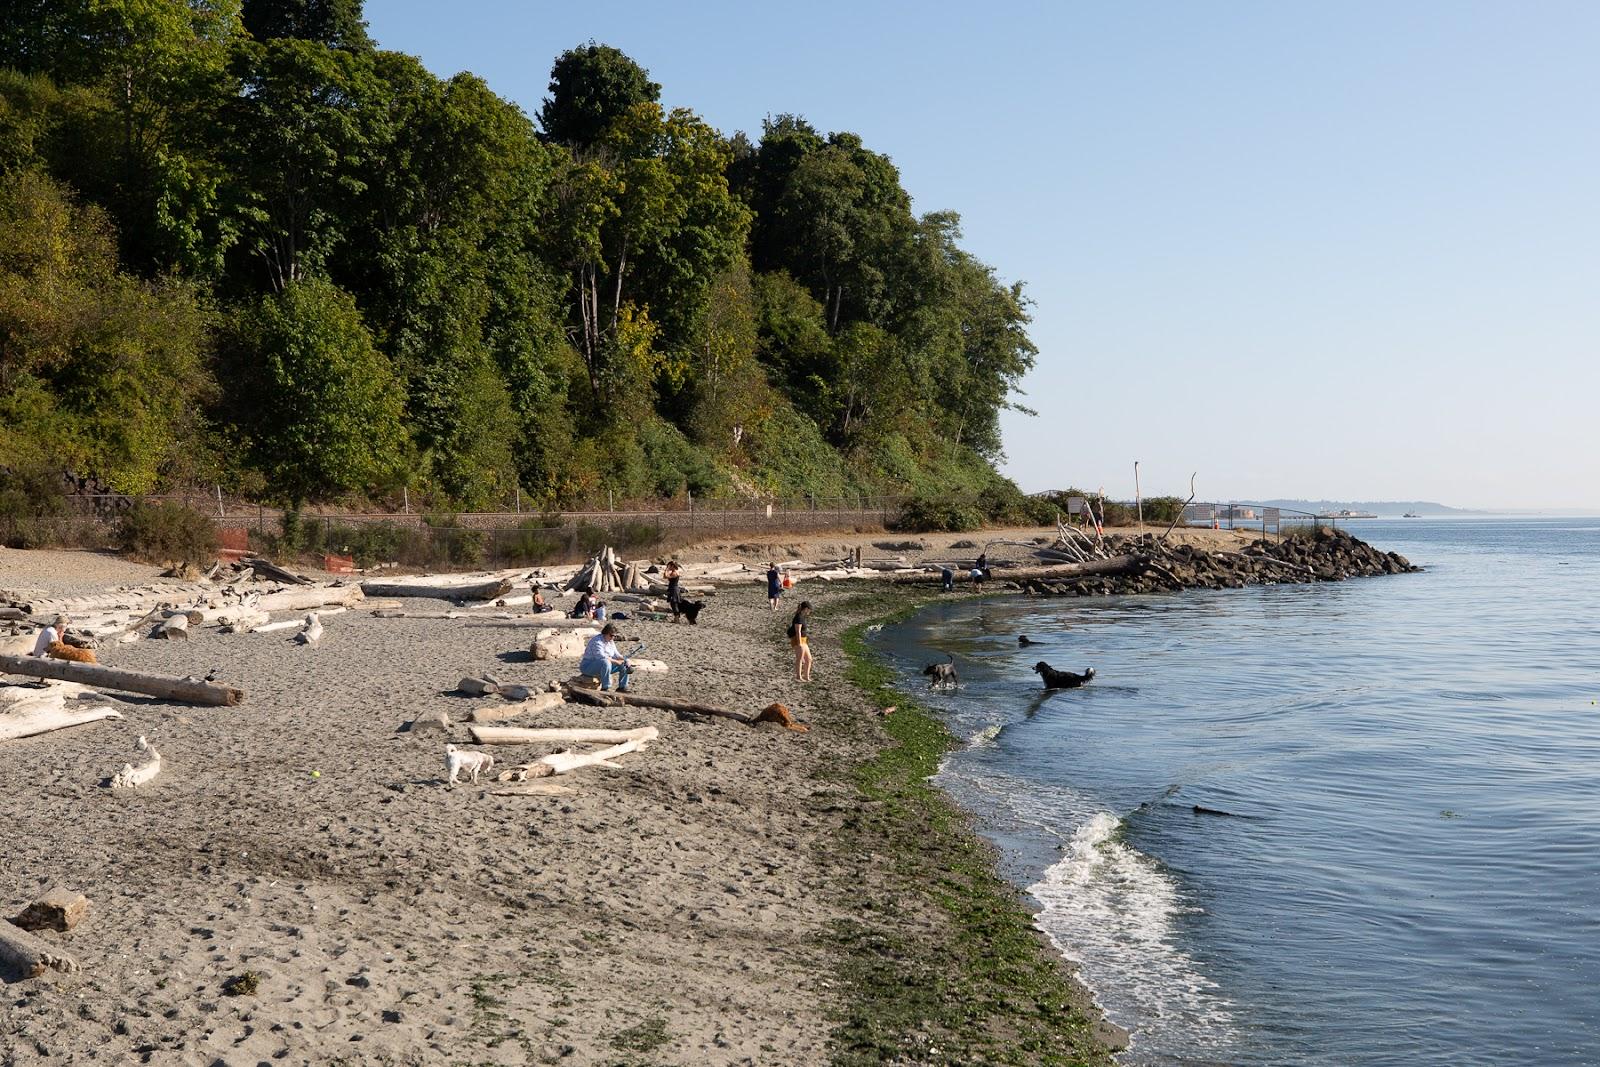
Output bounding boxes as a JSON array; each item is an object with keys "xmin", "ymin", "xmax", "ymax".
[
  {"xmin": 966, "ymin": 723, "xmax": 1003, "ymax": 746},
  {"xmin": 1028, "ymin": 813, "xmax": 1240, "ymax": 1064}
]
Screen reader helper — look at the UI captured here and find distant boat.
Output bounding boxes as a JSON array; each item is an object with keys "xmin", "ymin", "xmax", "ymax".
[{"xmin": 1403, "ymin": 512, "xmax": 1420, "ymax": 518}]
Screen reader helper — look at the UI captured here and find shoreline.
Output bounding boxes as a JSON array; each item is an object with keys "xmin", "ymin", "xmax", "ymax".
[{"xmin": 0, "ymin": 546, "xmax": 1121, "ymax": 1065}]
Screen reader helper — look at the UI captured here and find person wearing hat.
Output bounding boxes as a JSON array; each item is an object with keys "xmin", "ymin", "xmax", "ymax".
[{"xmin": 579, "ymin": 623, "xmax": 631, "ymax": 692}]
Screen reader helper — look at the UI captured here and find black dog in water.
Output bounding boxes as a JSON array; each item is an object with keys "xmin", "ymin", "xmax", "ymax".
[
  {"xmin": 674, "ymin": 599, "xmax": 706, "ymax": 625},
  {"xmin": 1018, "ymin": 635, "xmax": 1034, "ymax": 647},
  {"xmin": 1034, "ymin": 662, "xmax": 1096, "ymax": 690},
  {"xmin": 922, "ymin": 653, "xmax": 959, "ymax": 690}
]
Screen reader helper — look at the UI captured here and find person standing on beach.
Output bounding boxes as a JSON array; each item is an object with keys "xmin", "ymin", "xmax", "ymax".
[
  {"xmin": 767, "ymin": 562, "xmax": 783, "ymax": 610},
  {"xmin": 664, "ymin": 561, "xmax": 682, "ymax": 620},
  {"xmin": 580, "ymin": 623, "xmax": 631, "ymax": 692},
  {"xmin": 788, "ymin": 601, "xmax": 813, "ymax": 681}
]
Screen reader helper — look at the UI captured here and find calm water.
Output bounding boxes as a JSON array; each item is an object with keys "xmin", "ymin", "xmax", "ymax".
[{"xmin": 871, "ymin": 518, "xmax": 1600, "ymax": 1066}]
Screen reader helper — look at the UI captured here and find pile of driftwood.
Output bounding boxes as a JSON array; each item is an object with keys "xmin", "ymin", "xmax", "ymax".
[{"xmin": 563, "ymin": 547, "xmax": 631, "ymax": 593}]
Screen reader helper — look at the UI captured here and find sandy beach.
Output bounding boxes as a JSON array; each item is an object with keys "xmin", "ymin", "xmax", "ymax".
[{"xmin": 0, "ymin": 539, "xmax": 1121, "ymax": 1065}]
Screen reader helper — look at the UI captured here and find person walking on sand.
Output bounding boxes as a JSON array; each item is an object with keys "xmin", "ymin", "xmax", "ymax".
[
  {"xmin": 788, "ymin": 601, "xmax": 813, "ymax": 681},
  {"xmin": 767, "ymin": 562, "xmax": 783, "ymax": 610},
  {"xmin": 580, "ymin": 623, "xmax": 631, "ymax": 692}
]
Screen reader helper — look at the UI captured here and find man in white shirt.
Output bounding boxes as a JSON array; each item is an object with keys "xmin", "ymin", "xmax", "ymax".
[{"xmin": 579, "ymin": 623, "xmax": 631, "ymax": 692}]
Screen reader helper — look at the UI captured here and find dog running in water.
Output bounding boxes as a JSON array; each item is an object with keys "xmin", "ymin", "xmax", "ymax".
[
  {"xmin": 922, "ymin": 653, "xmax": 959, "ymax": 690},
  {"xmin": 445, "ymin": 744, "xmax": 494, "ymax": 786},
  {"xmin": 1033, "ymin": 662, "xmax": 1096, "ymax": 690}
]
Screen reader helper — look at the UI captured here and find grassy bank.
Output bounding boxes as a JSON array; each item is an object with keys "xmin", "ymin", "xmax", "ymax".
[{"xmin": 813, "ymin": 591, "xmax": 1119, "ymax": 1066}]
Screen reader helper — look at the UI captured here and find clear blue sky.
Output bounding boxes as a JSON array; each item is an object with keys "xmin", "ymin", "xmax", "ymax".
[{"xmin": 366, "ymin": 0, "xmax": 1600, "ymax": 510}]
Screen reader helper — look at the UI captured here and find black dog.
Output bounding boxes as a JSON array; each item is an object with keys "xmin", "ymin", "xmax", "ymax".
[
  {"xmin": 674, "ymin": 599, "xmax": 706, "ymax": 625},
  {"xmin": 922, "ymin": 653, "xmax": 959, "ymax": 690},
  {"xmin": 1034, "ymin": 662, "xmax": 1095, "ymax": 690},
  {"xmin": 1018, "ymin": 635, "xmax": 1034, "ymax": 647}
]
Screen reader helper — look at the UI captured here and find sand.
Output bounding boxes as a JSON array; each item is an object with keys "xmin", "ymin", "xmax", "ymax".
[
  {"xmin": 0, "ymin": 533, "xmax": 1133, "ymax": 1065},
  {"xmin": 0, "ymin": 548, "xmax": 923, "ymax": 1065}
]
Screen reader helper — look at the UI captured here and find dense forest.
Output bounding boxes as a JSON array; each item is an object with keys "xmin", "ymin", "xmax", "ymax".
[{"xmin": 0, "ymin": 0, "xmax": 1041, "ymax": 513}]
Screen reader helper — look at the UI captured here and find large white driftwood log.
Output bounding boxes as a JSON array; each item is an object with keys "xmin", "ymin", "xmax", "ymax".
[
  {"xmin": 0, "ymin": 683, "xmax": 121, "ymax": 742},
  {"xmin": 253, "ymin": 584, "xmax": 364, "ymax": 614},
  {"xmin": 494, "ymin": 734, "xmax": 653, "ymax": 781},
  {"xmin": 218, "ymin": 609, "xmax": 270, "ymax": 634},
  {"xmin": 110, "ymin": 735, "xmax": 161, "ymax": 789},
  {"xmin": 469, "ymin": 691, "xmax": 566, "ymax": 723},
  {"xmin": 294, "ymin": 613, "xmax": 323, "ymax": 646},
  {"xmin": 0, "ymin": 653, "xmax": 243, "ymax": 705},
  {"xmin": 0, "ymin": 918, "xmax": 78, "ymax": 978},
  {"xmin": 469, "ymin": 725, "xmax": 659, "ymax": 746},
  {"xmin": 360, "ymin": 577, "xmax": 516, "ymax": 601}
]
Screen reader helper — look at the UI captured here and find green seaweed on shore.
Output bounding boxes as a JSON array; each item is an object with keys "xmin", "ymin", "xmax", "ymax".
[{"xmin": 815, "ymin": 594, "xmax": 1118, "ymax": 1066}]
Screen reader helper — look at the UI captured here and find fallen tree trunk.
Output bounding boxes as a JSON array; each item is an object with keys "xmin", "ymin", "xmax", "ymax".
[
  {"xmin": 0, "ymin": 920, "xmax": 78, "ymax": 978},
  {"xmin": 887, "ymin": 554, "xmax": 1143, "ymax": 585},
  {"xmin": 253, "ymin": 585, "xmax": 365, "ymax": 614},
  {"xmin": 469, "ymin": 725, "xmax": 659, "ymax": 746},
  {"xmin": 0, "ymin": 654, "xmax": 243, "ymax": 706},
  {"xmin": 562, "ymin": 686, "xmax": 754, "ymax": 725},
  {"xmin": 0, "ymin": 684, "xmax": 121, "ymax": 741},
  {"xmin": 495, "ymin": 735, "xmax": 653, "ymax": 780},
  {"xmin": 360, "ymin": 577, "xmax": 514, "ymax": 601},
  {"xmin": 469, "ymin": 691, "xmax": 566, "ymax": 722},
  {"xmin": 243, "ymin": 557, "xmax": 312, "ymax": 585}
]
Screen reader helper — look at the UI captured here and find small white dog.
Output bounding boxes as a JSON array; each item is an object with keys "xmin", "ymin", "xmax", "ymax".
[{"xmin": 445, "ymin": 743, "xmax": 493, "ymax": 786}]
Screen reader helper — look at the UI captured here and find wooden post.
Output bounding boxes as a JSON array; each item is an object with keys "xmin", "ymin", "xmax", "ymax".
[{"xmin": 1134, "ymin": 461, "xmax": 1143, "ymax": 531}]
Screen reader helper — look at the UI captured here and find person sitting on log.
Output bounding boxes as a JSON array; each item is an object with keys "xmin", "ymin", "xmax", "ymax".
[
  {"xmin": 531, "ymin": 588, "xmax": 554, "ymax": 614},
  {"xmin": 31, "ymin": 615, "xmax": 96, "ymax": 664},
  {"xmin": 579, "ymin": 623, "xmax": 631, "ymax": 692},
  {"xmin": 570, "ymin": 589, "xmax": 597, "ymax": 619}
]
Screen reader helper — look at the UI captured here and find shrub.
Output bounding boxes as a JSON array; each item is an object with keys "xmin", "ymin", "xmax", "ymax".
[
  {"xmin": 0, "ymin": 467, "xmax": 67, "ymax": 548},
  {"xmin": 574, "ymin": 523, "xmax": 608, "ymax": 555},
  {"xmin": 443, "ymin": 528, "xmax": 487, "ymax": 567},
  {"xmin": 499, "ymin": 523, "xmax": 565, "ymax": 564},
  {"xmin": 117, "ymin": 501, "xmax": 218, "ymax": 564},
  {"xmin": 893, "ymin": 495, "xmax": 984, "ymax": 533},
  {"xmin": 611, "ymin": 520, "xmax": 663, "ymax": 552}
]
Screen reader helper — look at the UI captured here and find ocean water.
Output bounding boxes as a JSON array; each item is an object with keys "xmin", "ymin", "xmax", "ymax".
[{"xmin": 870, "ymin": 518, "xmax": 1600, "ymax": 1066}]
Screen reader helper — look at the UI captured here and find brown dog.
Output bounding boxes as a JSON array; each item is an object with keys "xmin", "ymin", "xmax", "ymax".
[
  {"xmin": 47, "ymin": 641, "xmax": 97, "ymax": 664},
  {"xmin": 754, "ymin": 702, "xmax": 808, "ymax": 732}
]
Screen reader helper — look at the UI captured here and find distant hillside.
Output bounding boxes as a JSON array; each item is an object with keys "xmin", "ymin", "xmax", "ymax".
[{"xmin": 1258, "ymin": 500, "xmax": 1480, "ymax": 517}]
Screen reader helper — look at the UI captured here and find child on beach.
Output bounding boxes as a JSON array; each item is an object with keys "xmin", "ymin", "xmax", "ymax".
[
  {"xmin": 767, "ymin": 563, "xmax": 782, "ymax": 610},
  {"xmin": 664, "ymin": 561, "xmax": 682, "ymax": 620},
  {"xmin": 787, "ymin": 601, "xmax": 813, "ymax": 681}
]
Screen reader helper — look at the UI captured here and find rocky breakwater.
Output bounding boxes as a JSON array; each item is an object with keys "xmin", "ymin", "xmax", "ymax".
[{"xmin": 1015, "ymin": 528, "xmax": 1419, "ymax": 598}]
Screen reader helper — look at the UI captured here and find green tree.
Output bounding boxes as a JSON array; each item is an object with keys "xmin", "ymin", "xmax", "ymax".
[
  {"xmin": 0, "ymin": 171, "xmax": 212, "ymax": 491},
  {"xmin": 242, "ymin": 0, "xmax": 371, "ymax": 49},
  {"xmin": 538, "ymin": 43, "xmax": 659, "ymax": 147},
  {"xmin": 226, "ymin": 276, "xmax": 408, "ymax": 502}
]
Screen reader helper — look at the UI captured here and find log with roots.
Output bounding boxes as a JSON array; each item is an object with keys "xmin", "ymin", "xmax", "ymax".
[
  {"xmin": 0, "ymin": 654, "xmax": 244, "ymax": 706},
  {"xmin": 243, "ymin": 557, "xmax": 312, "ymax": 585},
  {"xmin": 110, "ymin": 735, "xmax": 161, "ymax": 789},
  {"xmin": 0, "ymin": 683, "xmax": 122, "ymax": 741},
  {"xmin": 494, "ymin": 734, "xmax": 654, "ymax": 781},
  {"xmin": 0, "ymin": 919, "xmax": 78, "ymax": 979},
  {"xmin": 561, "ymin": 685, "xmax": 756, "ymax": 725}
]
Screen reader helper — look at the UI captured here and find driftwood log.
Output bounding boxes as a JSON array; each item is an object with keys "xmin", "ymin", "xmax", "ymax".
[
  {"xmin": 243, "ymin": 557, "xmax": 312, "ymax": 585},
  {"xmin": 469, "ymin": 691, "xmax": 566, "ymax": 723},
  {"xmin": 0, "ymin": 654, "xmax": 243, "ymax": 706},
  {"xmin": 110, "ymin": 735, "xmax": 161, "ymax": 789},
  {"xmin": 495, "ymin": 735, "xmax": 653, "ymax": 780},
  {"xmin": 531, "ymin": 628, "xmax": 596, "ymax": 660},
  {"xmin": 359, "ymin": 577, "xmax": 514, "ymax": 602},
  {"xmin": 469, "ymin": 725, "xmax": 659, "ymax": 746},
  {"xmin": 562, "ymin": 686, "xmax": 754, "ymax": 725},
  {"xmin": 0, "ymin": 684, "xmax": 122, "ymax": 741},
  {"xmin": 0, "ymin": 920, "xmax": 78, "ymax": 978},
  {"xmin": 154, "ymin": 614, "xmax": 189, "ymax": 640}
]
